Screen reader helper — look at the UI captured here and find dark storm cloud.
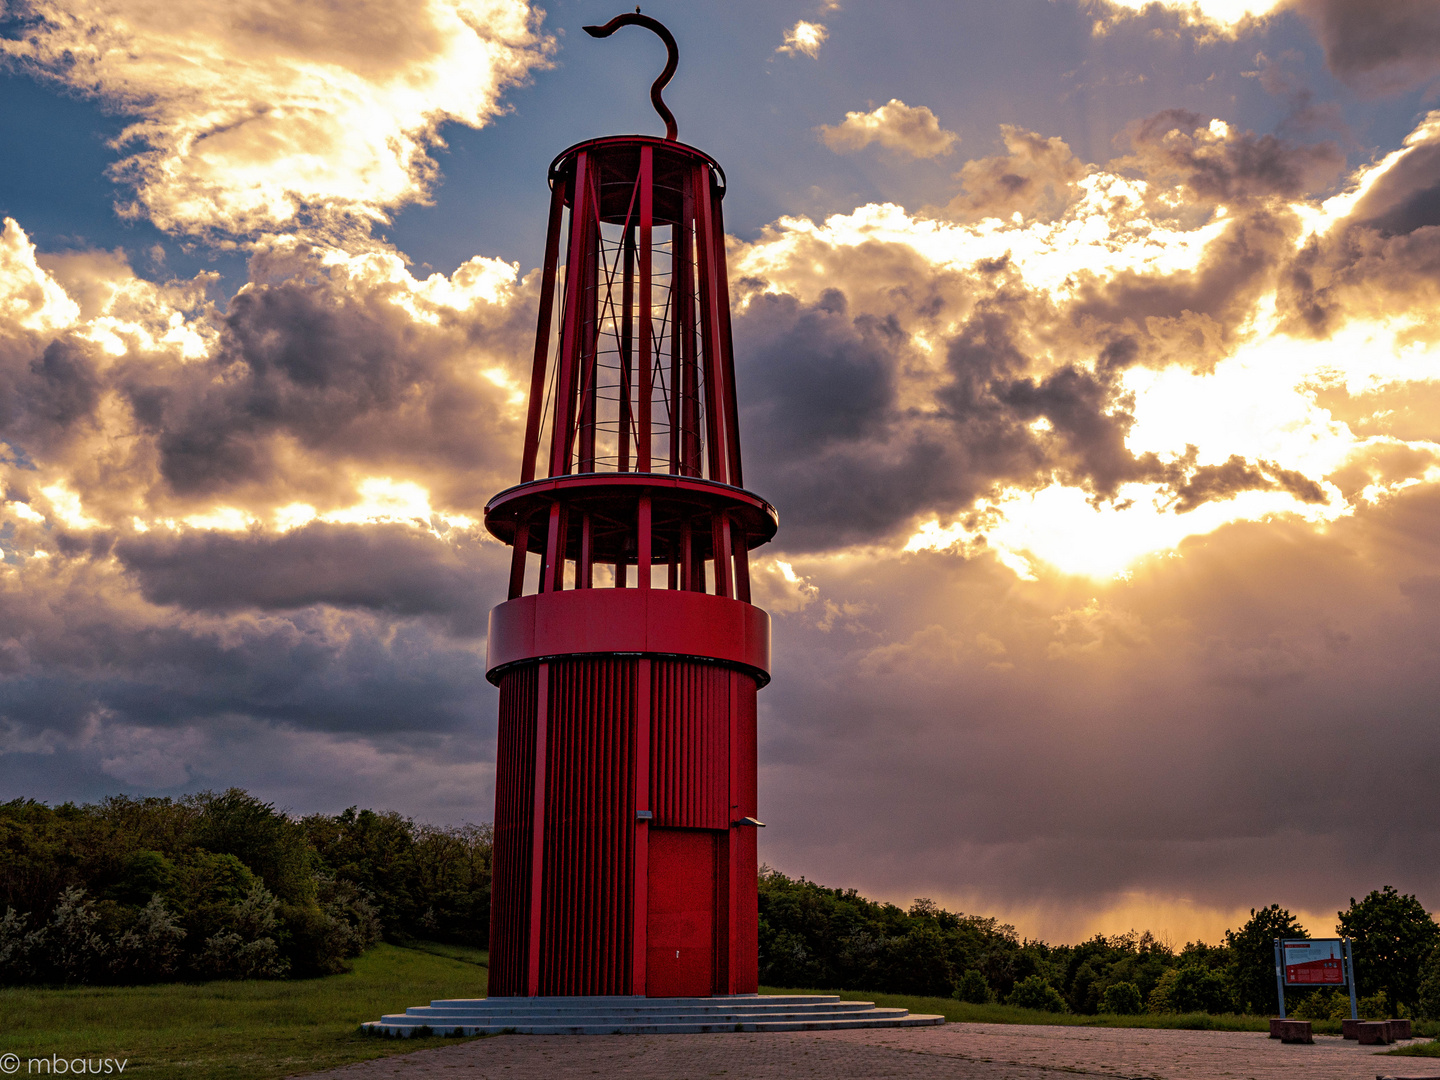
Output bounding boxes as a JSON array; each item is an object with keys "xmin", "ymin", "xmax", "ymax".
[
  {"xmin": 115, "ymin": 521, "xmax": 498, "ymax": 630},
  {"xmin": 994, "ymin": 367, "xmax": 1157, "ymax": 498},
  {"xmin": 1279, "ymin": 119, "xmax": 1440, "ymax": 334},
  {"xmin": 0, "ymin": 557, "xmax": 491, "ymax": 742},
  {"xmin": 734, "ymin": 210, "xmax": 1327, "ymax": 551},
  {"xmin": 1349, "ymin": 139, "xmax": 1440, "ymax": 238},
  {"xmin": 1170, "ymin": 453, "xmax": 1327, "ymax": 512},
  {"xmin": 1123, "ymin": 109, "xmax": 1344, "ymax": 204},
  {"xmin": 0, "ymin": 336, "xmax": 102, "ymax": 458},
  {"xmin": 1070, "ymin": 210, "xmax": 1298, "ymax": 349},
  {"xmin": 122, "ymin": 267, "xmax": 529, "ymax": 505},
  {"xmin": 737, "ymin": 285, "xmax": 1052, "ymax": 551},
  {"xmin": 1292, "ymin": 0, "xmax": 1440, "ymax": 95}
]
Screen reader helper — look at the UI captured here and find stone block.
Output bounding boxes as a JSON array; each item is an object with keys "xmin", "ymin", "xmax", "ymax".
[
  {"xmin": 1356, "ymin": 1021, "xmax": 1394, "ymax": 1044},
  {"xmin": 1387, "ymin": 1018, "xmax": 1412, "ymax": 1040},
  {"xmin": 1271, "ymin": 1019, "xmax": 1313, "ymax": 1043},
  {"xmin": 1343, "ymin": 1017, "xmax": 1366, "ymax": 1039}
]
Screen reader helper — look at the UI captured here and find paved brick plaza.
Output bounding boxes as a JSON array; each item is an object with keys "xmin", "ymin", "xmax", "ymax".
[{"xmin": 303, "ymin": 1022, "xmax": 1437, "ymax": 1079}]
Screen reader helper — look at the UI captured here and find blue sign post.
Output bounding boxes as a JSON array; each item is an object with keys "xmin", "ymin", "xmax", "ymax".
[{"xmin": 1274, "ymin": 938, "xmax": 1358, "ymax": 1020}]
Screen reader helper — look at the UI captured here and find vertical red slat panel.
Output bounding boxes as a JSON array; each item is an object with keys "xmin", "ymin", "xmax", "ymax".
[
  {"xmin": 632, "ymin": 657, "xmax": 651, "ymax": 994},
  {"xmin": 734, "ymin": 673, "xmax": 759, "ymax": 992},
  {"xmin": 488, "ymin": 664, "xmax": 537, "ymax": 996},
  {"xmin": 527, "ymin": 662, "xmax": 550, "ymax": 995},
  {"xmin": 538, "ymin": 657, "xmax": 636, "ymax": 995},
  {"xmin": 649, "ymin": 660, "xmax": 730, "ymax": 829}
]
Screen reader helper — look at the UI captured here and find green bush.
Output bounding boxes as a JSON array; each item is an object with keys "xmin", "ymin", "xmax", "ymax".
[
  {"xmin": 1418, "ymin": 947, "xmax": 1440, "ymax": 1021},
  {"xmin": 1171, "ymin": 965, "xmax": 1232, "ymax": 1014},
  {"xmin": 1008, "ymin": 975, "xmax": 1068, "ymax": 1012},
  {"xmin": 1292, "ymin": 988, "xmax": 1351, "ymax": 1021},
  {"xmin": 954, "ymin": 969, "xmax": 992, "ymax": 1004},
  {"xmin": 1101, "ymin": 981, "xmax": 1143, "ymax": 1014}
]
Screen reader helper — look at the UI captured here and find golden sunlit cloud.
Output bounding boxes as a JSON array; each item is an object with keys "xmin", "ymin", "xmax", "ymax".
[
  {"xmin": 1091, "ymin": 0, "xmax": 1287, "ymax": 34},
  {"xmin": 739, "ymin": 111, "xmax": 1440, "ymax": 580},
  {"xmin": 818, "ymin": 100, "xmax": 960, "ymax": 159},
  {"xmin": 1, "ymin": 0, "xmax": 552, "ymax": 240},
  {"xmin": 777, "ymin": 20, "xmax": 828, "ymax": 59}
]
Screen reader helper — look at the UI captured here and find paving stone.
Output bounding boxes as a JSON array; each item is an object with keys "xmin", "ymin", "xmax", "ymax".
[{"xmin": 299, "ymin": 1021, "xmax": 1435, "ymax": 1079}]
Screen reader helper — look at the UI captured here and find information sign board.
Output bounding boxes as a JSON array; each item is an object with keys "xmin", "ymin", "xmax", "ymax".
[{"xmin": 1281, "ymin": 938, "xmax": 1345, "ymax": 986}]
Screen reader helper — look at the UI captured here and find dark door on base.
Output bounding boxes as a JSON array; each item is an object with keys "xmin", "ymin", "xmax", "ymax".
[{"xmin": 645, "ymin": 828, "xmax": 716, "ymax": 997}]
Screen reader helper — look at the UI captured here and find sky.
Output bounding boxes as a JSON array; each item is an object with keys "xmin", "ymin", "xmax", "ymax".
[{"xmin": 2, "ymin": 0, "xmax": 1440, "ymax": 945}]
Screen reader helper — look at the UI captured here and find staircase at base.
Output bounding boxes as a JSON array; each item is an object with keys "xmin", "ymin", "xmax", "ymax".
[{"xmin": 363, "ymin": 994, "xmax": 945, "ymax": 1036}]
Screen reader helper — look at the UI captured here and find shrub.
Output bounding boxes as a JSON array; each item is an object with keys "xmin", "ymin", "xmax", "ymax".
[
  {"xmin": 1008, "ymin": 975, "xmax": 1067, "ymax": 1013},
  {"xmin": 1292, "ymin": 988, "xmax": 1351, "ymax": 1021},
  {"xmin": 45, "ymin": 886, "xmax": 108, "ymax": 985},
  {"xmin": 194, "ymin": 882, "xmax": 288, "ymax": 980},
  {"xmin": 1169, "ymin": 965, "xmax": 1232, "ymax": 1013},
  {"xmin": 1101, "ymin": 981, "xmax": 1143, "ymax": 1015},
  {"xmin": 1357, "ymin": 990, "xmax": 1392, "ymax": 1020},
  {"xmin": 0, "ymin": 906, "xmax": 43, "ymax": 984},
  {"xmin": 954, "ymin": 968, "xmax": 992, "ymax": 1004},
  {"xmin": 109, "ymin": 895, "xmax": 186, "ymax": 983},
  {"xmin": 1418, "ymin": 947, "xmax": 1440, "ymax": 1021}
]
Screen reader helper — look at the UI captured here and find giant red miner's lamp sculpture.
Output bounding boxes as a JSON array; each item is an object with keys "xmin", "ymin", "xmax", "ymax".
[{"xmin": 483, "ymin": 13, "xmax": 776, "ymax": 998}]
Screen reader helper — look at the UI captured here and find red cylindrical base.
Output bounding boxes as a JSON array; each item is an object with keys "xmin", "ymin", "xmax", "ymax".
[{"xmin": 488, "ymin": 653, "xmax": 759, "ymax": 997}]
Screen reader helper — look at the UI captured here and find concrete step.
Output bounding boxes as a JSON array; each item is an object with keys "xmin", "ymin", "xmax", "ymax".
[
  {"xmin": 417, "ymin": 1002, "xmax": 840, "ymax": 1013},
  {"xmin": 380, "ymin": 1007, "xmax": 912, "ymax": 1025},
  {"xmin": 362, "ymin": 994, "xmax": 945, "ymax": 1037},
  {"xmin": 404, "ymin": 998, "xmax": 878, "ymax": 1017}
]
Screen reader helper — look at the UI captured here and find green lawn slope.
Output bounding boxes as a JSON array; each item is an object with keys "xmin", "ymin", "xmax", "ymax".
[{"xmin": 0, "ymin": 942, "xmax": 489, "ymax": 1080}]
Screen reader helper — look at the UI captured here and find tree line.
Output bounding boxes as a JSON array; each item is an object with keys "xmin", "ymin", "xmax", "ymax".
[
  {"xmin": 4, "ymin": 788, "xmax": 1437, "ymax": 1023},
  {"xmin": 0, "ymin": 790, "xmax": 491, "ymax": 985},
  {"xmin": 758, "ymin": 868, "xmax": 1440, "ymax": 1020}
]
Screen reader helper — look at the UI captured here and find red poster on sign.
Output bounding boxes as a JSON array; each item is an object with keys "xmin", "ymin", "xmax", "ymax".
[{"xmin": 1282, "ymin": 940, "xmax": 1345, "ymax": 985}]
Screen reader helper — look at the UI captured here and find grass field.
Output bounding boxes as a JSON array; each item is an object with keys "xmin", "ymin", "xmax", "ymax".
[
  {"xmin": 0, "ymin": 942, "xmax": 490, "ymax": 1080},
  {"xmin": 764, "ymin": 985, "xmax": 1288, "ymax": 1031},
  {"xmin": 761, "ymin": 986, "xmax": 1440, "ymax": 1045}
]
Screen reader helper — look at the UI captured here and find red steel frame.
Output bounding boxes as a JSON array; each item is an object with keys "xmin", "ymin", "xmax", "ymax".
[{"xmin": 485, "ymin": 134, "xmax": 774, "ymax": 997}]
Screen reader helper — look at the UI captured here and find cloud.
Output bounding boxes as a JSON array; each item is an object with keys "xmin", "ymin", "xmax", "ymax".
[
  {"xmin": 945, "ymin": 126, "xmax": 1087, "ymax": 222},
  {"xmin": 776, "ymin": 20, "xmax": 827, "ymax": 59},
  {"xmin": 1119, "ymin": 111, "xmax": 1344, "ymax": 205},
  {"xmin": 756, "ymin": 488, "xmax": 1440, "ymax": 939},
  {"xmin": 729, "ymin": 108, "xmax": 1440, "ymax": 580},
  {"xmin": 0, "ymin": 0, "xmax": 553, "ymax": 241},
  {"xmin": 1093, "ymin": 0, "xmax": 1440, "ymax": 97},
  {"xmin": 818, "ymin": 100, "xmax": 959, "ymax": 159},
  {"xmin": 1089, "ymin": 0, "xmax": 1285, "ymax": 36},
  {"xmin": 1290, "ymin": 0, "xmax": 1440, "ymax": 95}
]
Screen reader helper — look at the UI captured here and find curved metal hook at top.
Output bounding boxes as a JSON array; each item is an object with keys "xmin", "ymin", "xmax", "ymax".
[{"xmin": 583, "ymin": 10, "xmax": 679, "ymax": 141}]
